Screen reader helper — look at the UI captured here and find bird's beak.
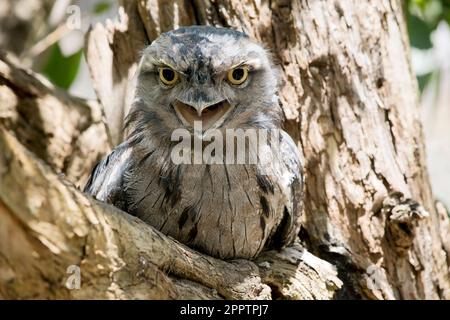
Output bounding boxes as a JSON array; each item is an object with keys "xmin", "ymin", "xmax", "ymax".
[{"xmin": 174, "ymin": 99, "xmax": 233, "ymax": 131}]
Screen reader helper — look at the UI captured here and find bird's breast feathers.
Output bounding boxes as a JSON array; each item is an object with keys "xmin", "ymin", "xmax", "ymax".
[{"xmin": 85, "ymin": 129, "xmax": 303, "ymax": 259}]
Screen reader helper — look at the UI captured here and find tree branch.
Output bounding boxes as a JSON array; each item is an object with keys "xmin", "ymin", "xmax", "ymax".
[
  {"xmin": 0, "ymin": 55, "xmax": 342, "ymax": 299},
  {"xmin": 0, "ymin": 127, "xmax": 341, "ymax": 299},
  {"xmin": 0, "ymin": 51, "xmax": 110, "ymax": 188}
]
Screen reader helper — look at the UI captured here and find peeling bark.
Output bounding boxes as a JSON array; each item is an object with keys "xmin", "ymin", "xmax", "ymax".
[
  {"xmin": 0, "ymin": 52, "xmax": 110, "ymax": 188},
  {"xmin": 0, "ymin": 0, "xmax": 448, "ymax": 300},
  {"xmin": 85, "ymin": 1, "xmax": 148, "ymax": 146},
  {"xmin": 85, "ymin": 0, "xmax": 450, "ymax": 299}
]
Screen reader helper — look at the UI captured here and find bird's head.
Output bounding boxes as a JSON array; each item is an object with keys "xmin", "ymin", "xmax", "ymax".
[{"xmin": 128, "ymin": 25, "xmax": 282, "ymax": 141}]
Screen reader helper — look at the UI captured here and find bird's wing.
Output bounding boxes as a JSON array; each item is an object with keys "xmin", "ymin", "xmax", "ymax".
[
  {"xmin": 267, "ymin": 130, "xmax": 304, "ymax": 249},
  {"xmin": 84, "ymin": 142, "xmax": 133, "ymax": 211}
]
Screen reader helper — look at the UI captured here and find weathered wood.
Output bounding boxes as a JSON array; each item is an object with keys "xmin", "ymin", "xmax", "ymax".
[
  {"xmin": 85, "ymin": 1, "xmax": 148, "ymax": 146},
  {"xmin": 85, "ymin": 0, "xmax": 450, "ymax": 299},
  {"xmin": 0, "ymin": 127, "xmax": 341, "ymax": 299},
  {"xmin": 0, "ymin": 52, "xmax": 110, "ymax": 188}
]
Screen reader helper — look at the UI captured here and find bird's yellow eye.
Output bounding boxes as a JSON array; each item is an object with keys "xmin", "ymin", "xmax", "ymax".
[
  {"xmin": 227, "ymin": 66, "xmax": 249, "ymax": 85},
  {"xmin": 159, "ymin": 67, "xmax": 179, "ymax": 86}
]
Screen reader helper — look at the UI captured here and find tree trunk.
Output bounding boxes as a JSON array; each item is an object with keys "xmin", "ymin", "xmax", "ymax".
[{"xmin": 1, "ymin": 0, "xmax": 449, "ymax": 300}]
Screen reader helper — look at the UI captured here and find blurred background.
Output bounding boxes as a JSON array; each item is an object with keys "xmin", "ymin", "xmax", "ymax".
[{"xmin": 0, "ymin": 0, "xmax": 449, "ymax": 208}]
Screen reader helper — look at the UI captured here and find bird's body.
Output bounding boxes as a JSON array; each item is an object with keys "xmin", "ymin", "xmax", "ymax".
[{"xmin": 85, "ymin": 26, "xmax": 303, "ymax": 259}]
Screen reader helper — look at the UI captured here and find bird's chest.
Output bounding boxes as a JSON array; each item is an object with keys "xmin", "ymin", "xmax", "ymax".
[{"xmin": 127, "ymin": 161, "xmax": 285, "ymax": 259}]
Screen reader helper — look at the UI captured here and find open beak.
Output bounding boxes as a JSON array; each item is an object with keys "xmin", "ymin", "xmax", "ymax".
[{"xmin": 173, "ymin": 99, "xmax": 233, "ymax": 131}]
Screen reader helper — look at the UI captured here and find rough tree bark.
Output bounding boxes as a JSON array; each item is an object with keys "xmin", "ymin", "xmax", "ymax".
[
  {"xmin": 85, "ymin": 0, "xmax": 450, "ymax": 299},
  {"xmin": 0, "ymin": 0, "xmax": 449, "ymax": 300},
  {"xmin": 0, "ymin": 52, "xmax": 110, "ymax": 188}
]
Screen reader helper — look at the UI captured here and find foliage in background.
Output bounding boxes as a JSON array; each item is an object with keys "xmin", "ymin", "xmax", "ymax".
[
  {"xmin": 42, "ymin": 44, "xmax": 82, "ymax": 90},
  {"xmin": 406, "ymin": 0, "xmax": 450, "ymax": 91},
  {"xmin": 39, "ymin": 1, "xmax": 112, "ymax": 90}
]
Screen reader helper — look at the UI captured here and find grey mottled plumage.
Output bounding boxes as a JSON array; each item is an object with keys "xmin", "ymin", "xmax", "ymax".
[{"xmin": 84, "ymin": 26, "xmax": 303, "ymax": 259}]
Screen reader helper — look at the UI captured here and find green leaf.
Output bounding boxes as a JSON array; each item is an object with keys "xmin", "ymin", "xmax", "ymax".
[
  {"xmin": 412, "ymin": 0, "xmax": 427, "ymax": 11},
  {"xmin": 445, "ymin": 9, "xmax": 450, "ymax": 24},
  {"xmin": 417, "ymin": 72, "xmax": 433, "ymax": 92},
  {"xmin": 42, "ymin": 44, "xmax": 82, "ymax": 90},
  {"xmin": 407, "ymin": 13, "xmax": 434, "ymax": 49},
  {"xmin": 93, "ymin": 1, "xmax": 111, "ymax": 14}
]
